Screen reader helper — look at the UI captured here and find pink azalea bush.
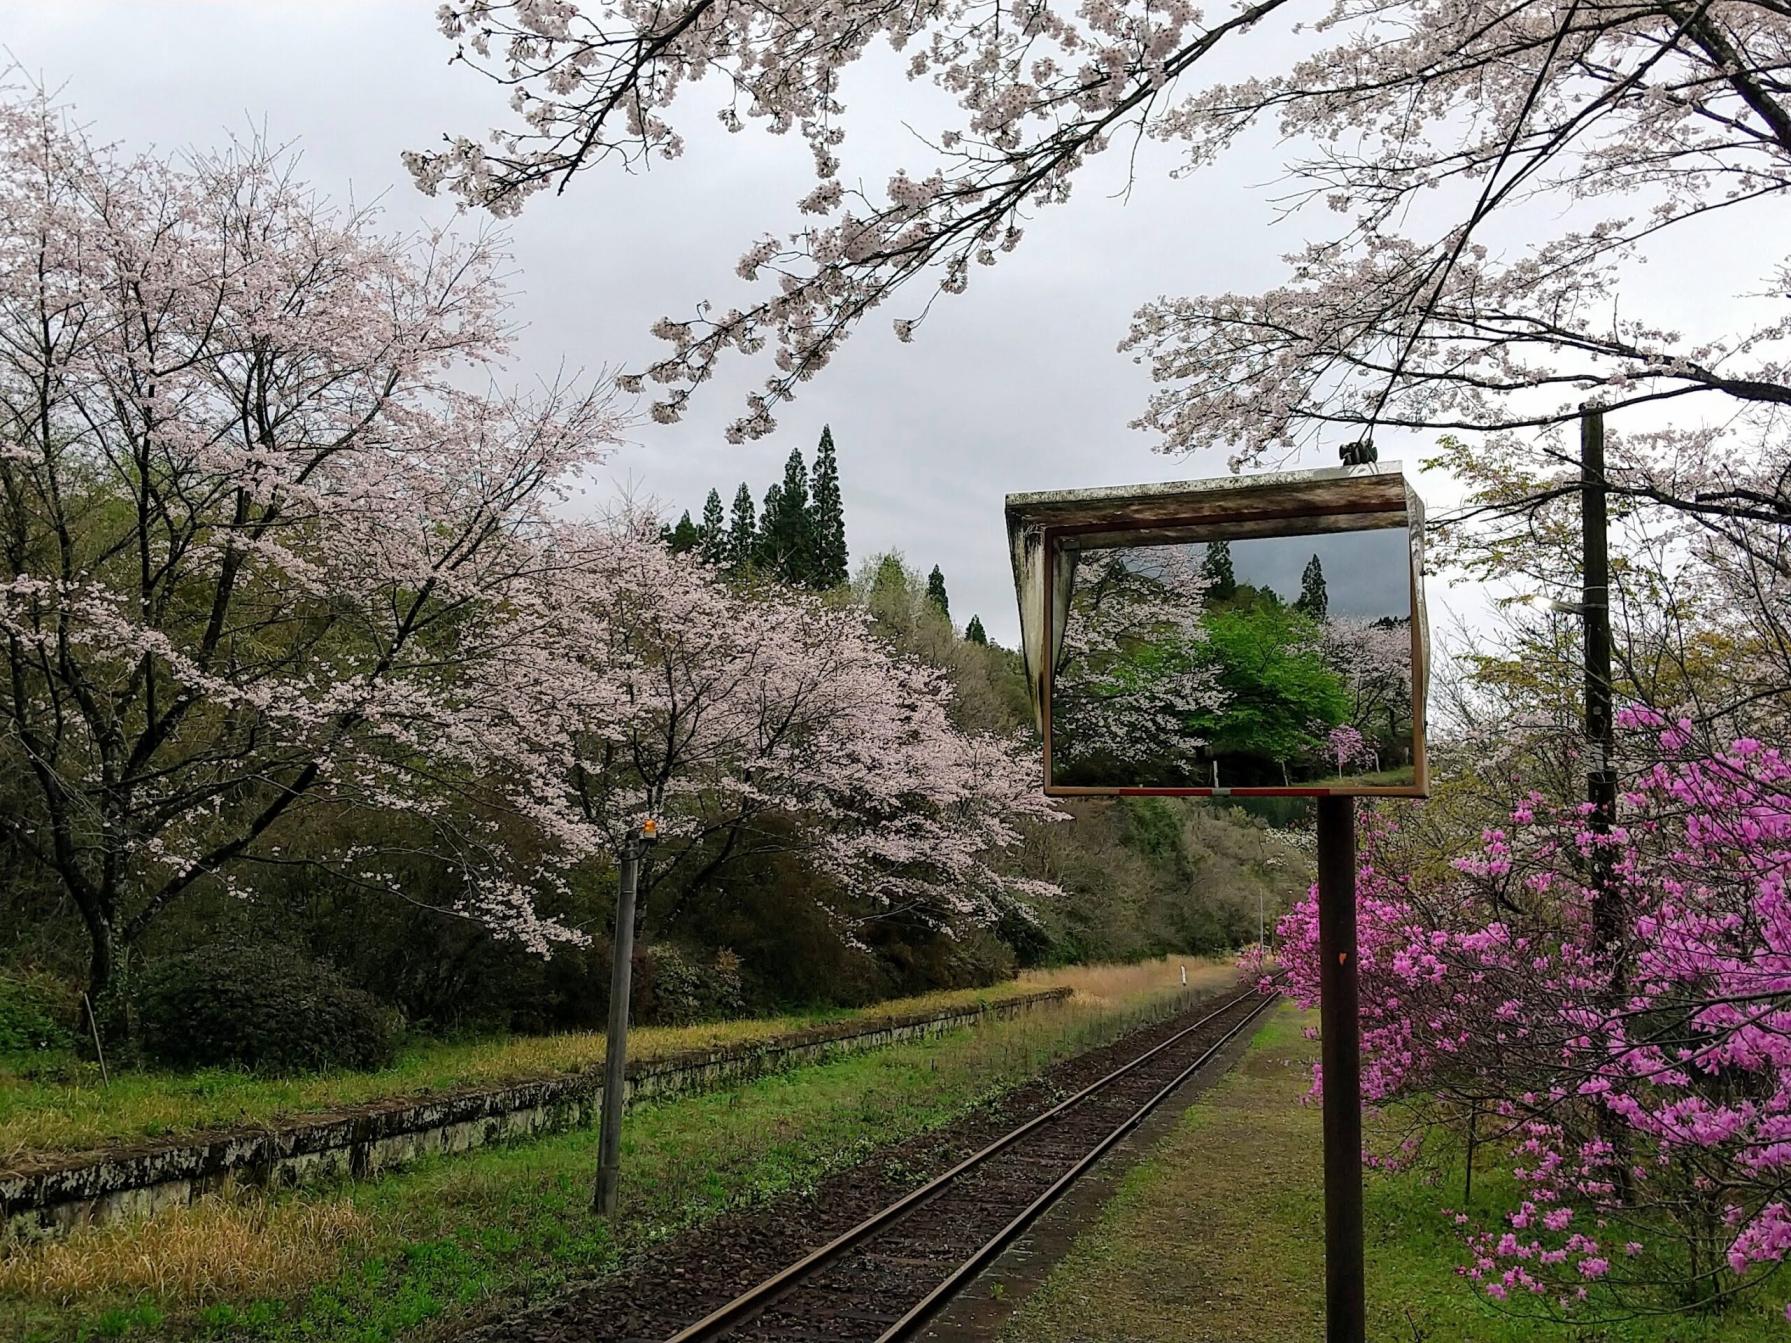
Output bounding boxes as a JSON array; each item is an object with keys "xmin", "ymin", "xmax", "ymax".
[{"xmin": 1276, "ymin": 712, "xmax": 1791, "ymax": 1316}]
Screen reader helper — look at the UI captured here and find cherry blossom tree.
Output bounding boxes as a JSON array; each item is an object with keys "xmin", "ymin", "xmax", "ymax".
[
  {"xmin": 1321, "ymin": 722, "xmax": 1368, "ymax": 777},
  {"xmin": 413, "ymin": 1, "xmax": 1791, "ymax": 546},
  {"xmin": 1051, "ymin": 545, "xmax": 1226, "ymax": 781},
  {"xmin": 1324, "ymin": 617, "xmax": 1410, "ymax": 721},
  {"xmin": 0, "ymin": 88, "xmax": 625, "ymax": 1001},
  {"xmin": 0, "ymin": 82, "xmax": 1057, "ymax": 1012},
  {"xmin": 479, "ymin": 518, "xmax": 1063, "ymax": 936}
]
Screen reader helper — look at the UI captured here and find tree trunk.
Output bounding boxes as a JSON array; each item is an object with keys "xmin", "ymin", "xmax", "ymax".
[{"xmin": 77, "ymin": 899, "xmax": 116, "ymax": 1007}]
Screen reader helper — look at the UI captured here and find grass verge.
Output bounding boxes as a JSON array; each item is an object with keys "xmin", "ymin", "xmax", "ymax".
[
  {"xmin": 1001, "ymin": 1004, "xmax": 1785, "ymax": 1343},
  {"xmin": 0, "ymin": 958, "xmax": 1236, "ymax": 1343},
  {"xmin": 0, "ymin": 958, "xmax": 1234, "ymax": 1161}
]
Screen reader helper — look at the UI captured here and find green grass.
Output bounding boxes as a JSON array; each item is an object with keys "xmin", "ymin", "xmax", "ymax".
[
  {"xmin": 1002, "ymin": 1005, "xmax": 1786, "ymax": 1343},
  {"xmin": 0, "ymin": 975, "xmax": 1110, "ymax": 1160},
  {"xmin": 1321, "ymin": 765, "xmax": 1417, "ymax": 790},
  {"xmin": 0, "ymin": 968, "xmax": 1223, "ymax": 1343}
]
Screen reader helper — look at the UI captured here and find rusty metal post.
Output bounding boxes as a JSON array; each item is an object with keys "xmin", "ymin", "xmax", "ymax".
[{"xmin": 1316, "ymin": 795, "xmax": 1364, "ymax": 1343}]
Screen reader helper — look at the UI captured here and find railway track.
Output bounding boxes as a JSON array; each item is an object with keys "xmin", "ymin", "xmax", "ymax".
[{"xmin": 662, "ymin": 986, "xmax": 1276, "ymax": 1343}]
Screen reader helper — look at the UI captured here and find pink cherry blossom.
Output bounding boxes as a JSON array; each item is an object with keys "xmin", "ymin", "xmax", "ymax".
[
  {"xmin": 0, "ymin": 84, "xmax": 1064, "ymax": 1004},
  {"xmin": 414, "ymin": 0, "xmax": 1791, "ymax": 553}
]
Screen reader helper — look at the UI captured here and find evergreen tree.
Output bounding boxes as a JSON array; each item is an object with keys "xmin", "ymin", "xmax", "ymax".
[
  {"xmin": 756, "ymin": 482, "xmax": 784, "ymax": 570},
  {"xmin": 666, "ymin": 510, "xmax": 699, "ymax": 555},
  {"xmin": 776, "ymin": 447, "xmax": 815, "ymax": 583},
  {"xmin": 780, "ymin": 446, "xmax": 811, "ymax": 522},
  {"xmin": 754, "ymin": 448, "xmax": 817, "ymax": 583},
  {"xmin": 728, "ymin": 483, "xmax": 756, "ymax": 569},
  {"xmin": 965, "ymin": 614, "xmax": 988, "ymax": 645},
  {"xmin": 1294, "ymin": 553, "xmax": 1329, "ymax": 622},
  {"xmin": 809, "ymin": 425, "xmax": 849, "ymax": 588},
  {"xmin": 698, "ymin": 488, "xmax": 727, "ymax": 564},
  {"xmin": 925, "ymin": 565, "xmax": 950, "ymax": 620},
  {"xmin": 1202, "ymin": 539, "xmax": 1238, "ymax": 602}
]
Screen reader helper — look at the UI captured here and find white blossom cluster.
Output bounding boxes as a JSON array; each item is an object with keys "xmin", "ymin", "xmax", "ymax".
[{"xmin": 0, "ymin": 85, "xmax": 1061, "ymax": 990}]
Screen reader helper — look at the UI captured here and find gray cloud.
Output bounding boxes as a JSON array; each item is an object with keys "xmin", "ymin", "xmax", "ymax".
[
  {"xmin": 20, "ymin": 2, "xmax": 1744, "ymax": 652},
  {"xmin": 3, "ymin": 5, "xmax": 1304, "ymax": 650},
  {"xmin": 1221, "ymin": 531, "xmax": 1412, "ymax": 620}
]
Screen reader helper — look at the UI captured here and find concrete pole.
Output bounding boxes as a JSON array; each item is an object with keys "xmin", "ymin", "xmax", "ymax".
[
  {"xmin": 594, "ymin": 839, "xmax": 640, "ymax": 1216},
  {"xmin": 1316, "ymin": 795, "xmax": 1364, "ymax": 1343}
]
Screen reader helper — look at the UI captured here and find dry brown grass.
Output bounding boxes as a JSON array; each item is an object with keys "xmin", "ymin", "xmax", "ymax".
[
  {"xmin": 1020, "ymin": 955, "xmax": 1238, "ymax": 1009},
  {"xmin": 0, "ymin": 1192, "xmax": 367, "ymax": 1306}
]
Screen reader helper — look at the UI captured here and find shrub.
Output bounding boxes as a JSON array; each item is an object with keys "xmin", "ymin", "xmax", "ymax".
[
  {"xmin": 633, "ymin": 945, "xmax": 747, "ymax": 1025},
  {"xmin": 0, "ymin": 970, "xmax": 75, "ymax": 1056},
  {"xmin": 136, "ymin": 944, "xmax": 400, "ymax": 1074}
]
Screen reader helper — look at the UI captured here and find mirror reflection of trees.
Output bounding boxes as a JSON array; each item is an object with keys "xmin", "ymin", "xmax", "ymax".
[
  {"xmin": 1050, "ymin": 548, "xmax": 1225, "ymax": 783},
  {"xmin": 1051, "ymin": 535, "xmax": 1416, "ymax": 789}
]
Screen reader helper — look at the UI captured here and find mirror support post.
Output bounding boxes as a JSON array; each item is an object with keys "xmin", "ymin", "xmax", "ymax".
[{"xmin": 1317, "ymin": 795, "xmax": 1364, "ymax": 1343}]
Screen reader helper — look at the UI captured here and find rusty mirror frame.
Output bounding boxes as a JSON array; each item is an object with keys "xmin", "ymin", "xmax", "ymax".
[{"xmin": 1005, "ymin": 462, "xmax": 1430, "ymax": 798}]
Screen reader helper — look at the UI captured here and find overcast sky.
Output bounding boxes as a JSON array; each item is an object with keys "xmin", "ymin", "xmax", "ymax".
[
  {"xmin": 1219, "ymin": 532, "xmax": 1411, "ymax": 620},
  {"xmin": 4, "ymin": 2, "xmax": 1757, "ymax": 648}
]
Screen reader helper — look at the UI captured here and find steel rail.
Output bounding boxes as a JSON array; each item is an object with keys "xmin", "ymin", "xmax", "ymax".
[
  {"xmin": 873, "ymin": 991, "xmax": 1277, "ymax": 1342},
  {"xmin": 665, "ymin": 987, "xmax": 1273, "ymax": 1343}
]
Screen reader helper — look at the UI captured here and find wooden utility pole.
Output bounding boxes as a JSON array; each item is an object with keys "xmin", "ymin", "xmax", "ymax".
[
  {"xmin": 1316, "ymin": 795, "xmax": 1364, "ymax": 1343},
  {"xmin": 1581, "ymin": 407, "xmax": 1619, "ymax": 948},
  {"xmin": 1580, "ymin": 406, "xmax": 1631, "ymax": 1205}
]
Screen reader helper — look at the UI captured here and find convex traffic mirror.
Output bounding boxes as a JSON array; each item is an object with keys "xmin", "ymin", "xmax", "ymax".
[{"xmin": 1006, "ymin": 463, "xmax": 1429, "ymax": 797}]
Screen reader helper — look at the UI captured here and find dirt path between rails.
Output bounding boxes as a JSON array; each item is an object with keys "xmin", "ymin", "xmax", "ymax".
[
  {"xmin": 914, "ymin": 1004, "xmax": 1269, "ymax": 1343},
  {"xmin": 451, "ymin": 980, "xmax": 1262, "ymax": 1343}
]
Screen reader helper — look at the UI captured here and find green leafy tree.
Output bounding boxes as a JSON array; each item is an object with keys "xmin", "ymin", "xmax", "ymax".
[
  {"xmin": 698, "ymin": 488, "xmax": 727, "ymax": 564},
  {"xmin": 728, "ymin": 483, "xmax": 757, "ymax": 569},
  {"xmin": 809, "ymin": 425, "xmax": 849, "ymax": 588},
  {"xmin": 1191, "ymin": 605, "xmax": 1349, "ymax": 785},
  {"xmin": 870, "ymin": 553, "xmax": 909, "ymax": 600},
  {"xmin": 1202, "ymin": 539, "xmax": 1238, "ymax": 602},
  {"xmin": 926, "ymin": 564, "xmax": 950, "ymax": 620},
  {"xmin": 861, "ymin": 552, "xmax": 925, "ymax": 635},
  {"xmin": 965, "ymin": 614, "xmax": 988, "ymax": 645},
  {"xmin": 1293, "ymin": 553, "xmax": 1328, "ymax": 622}
]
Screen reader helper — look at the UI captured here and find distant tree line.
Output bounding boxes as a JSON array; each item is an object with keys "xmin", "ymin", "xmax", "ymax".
[
  {"xmin": 663, "ymin": 433, "xmax": 994, "ymax": 646},
  {"xmin": 664, "ymin": 425, "xmax": 851, "ymax": 589}
]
